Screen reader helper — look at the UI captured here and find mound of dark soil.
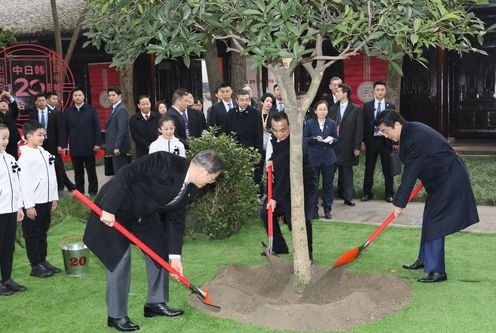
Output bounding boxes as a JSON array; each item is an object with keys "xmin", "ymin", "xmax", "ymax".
[{"xmin": 189, "ymin": 257, "xmax": 411, "ymax": 332}]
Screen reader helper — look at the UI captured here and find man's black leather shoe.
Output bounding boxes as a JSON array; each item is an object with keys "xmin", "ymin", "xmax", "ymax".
[
  {"xmin": 4, "ymin": 279, "xmax": 27, "ymax": 292},
  {"xmin": 324, "ymin": 212, "xmax": 332, "ymax": 219},
  {"xmin": 361, "ymin": 195, "xmax": 371, "ymax": 202},
  {"xmin": 30, "ymin": 263, "xmax": 53, "ymax": 278},
  {"xmin": 385, "ymin": 196, "xmax": 394, "ymax": 203},
  {"xmin": 107, "ymin": 316, "xmax": 140, "ymax": 331},
  {"xmin": 402, "ymin": 259, "xmax": 425, "ymax": 270},
  {"xmin": 0, "ymin": 282, "xmax": 14, "ymax": 296},
  {"xmin": 344, "ymin": 200, "xmax": 355, "ymax": 206},
  {"xmin": 144, "ymin": 303, "xmax": 184, "ymax": 317},
  {"xmin": 418, "ymin": 272, "xmax": 447, "ymax": 283},
  {"xmin": 42, "ymin": 260, "xmax": 61, "ymax": 273}
]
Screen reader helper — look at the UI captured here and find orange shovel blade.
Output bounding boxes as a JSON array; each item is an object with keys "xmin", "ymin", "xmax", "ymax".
[{"xmin": 332, "ymin": 246, "xmax": 361, "ymax": 268}]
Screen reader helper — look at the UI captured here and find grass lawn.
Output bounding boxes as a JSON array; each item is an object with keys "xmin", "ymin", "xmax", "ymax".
[
  {"xmin": 1, "ymin": 194, "xmax": 495, "ymax": 333},
  {"xmin": 345, "ymin": 155, "xmax": 496, "ymax": 205}
]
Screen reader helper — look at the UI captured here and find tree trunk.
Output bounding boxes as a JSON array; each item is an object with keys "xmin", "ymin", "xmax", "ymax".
[
  {"xmin": 271, "ymin": 67, "xmax": 312, "ymax": 289},
  {"xmin": 119, "ymin": 63, "xmax": 135, "ymax": 117},
  {"xmin": 230, "ymin": 50, "xmax": 247, "ymax": 93},
  {"xmin": 386, "ymin": 56, "xmax": 403, "ymax": 111},
  {"xmin": 50, "ymin": 0, "xmax": 63, "ymax": 98},
  {"xmin": 64, "ymin": 9, "xmax": 87, "ymax": 71},
  {"xmin": 204, "ymin": 38, "xmax": 222, "ymax": 103}
]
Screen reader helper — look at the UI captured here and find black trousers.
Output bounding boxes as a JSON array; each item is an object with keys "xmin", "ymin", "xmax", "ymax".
[
  {"xmin": 362, "ymin": 137, "xmax": 394, "ymax": 197},
  {"xmin": 22, "ymin": 202, "xmax": 52, "ymax": 266},
  {"xmin": 0, "ymin": 213, "xmax": 17, "ymax": 281},
  {"xmin": 71, "ymin": 155, "xmax": 98, "ymax": 195},
  {"xmin": 260, "ymin": 198, "xmax": 313, "ymax": 259},
  {"xmin": 54, "ymin": 153, "xmax": 75, "ymax": 191},
  {"xmin": 337, "ymin": 164, "xmax": 354, "ymax": 201}
]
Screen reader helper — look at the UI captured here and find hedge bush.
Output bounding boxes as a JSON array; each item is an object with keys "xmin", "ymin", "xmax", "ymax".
[{"xmin": 186, "ymin": 130, "xmax": 260, "ymax": 239}]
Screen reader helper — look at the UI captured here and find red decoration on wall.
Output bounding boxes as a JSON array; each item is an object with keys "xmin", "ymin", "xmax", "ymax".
[
  {"xmin": 87, "ymin": 63, "xmax": 121, "ymax": 130},
  {"xmin": 343, "ymin": 54, "xmax": 388, "ymax": 108},
  {"xmin": 0, "ymin": 44, "xmax": 76, "ymax": 124}
]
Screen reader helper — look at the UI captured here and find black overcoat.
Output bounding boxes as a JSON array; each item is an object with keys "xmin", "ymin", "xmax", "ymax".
[
  {"xmin": 83, "ymin": 152, "xmax": 192, "ymax": 271},
  {"xmin": 129, "ymin": 111, "xmax": 159, "ymax": 158},
  {"xmin": 393, "ymin": 121, "xmax": 479, "ymax": 243},
  {"xmin": 328, "ymin": 102, "xmax": 363, "ymax": 166},
  {"xmin": 270, "ymin": 136, "xmax": 317, "ymax": 224},
  {"xmin": 63, "ymin": 103, "xmax": 102, "ymax": 156}
]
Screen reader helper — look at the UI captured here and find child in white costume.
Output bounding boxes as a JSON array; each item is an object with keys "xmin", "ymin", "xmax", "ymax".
[
  {"xmin": 0, "ymin": 124, "xmax": 25, "ymax": 296},
  {"xmin": 149, "ymin": 115, "xmax": 186, "ymax": 157},
  {"xmin": 18, "ymin": 120, "xmax": 59, "ymax": 278}
]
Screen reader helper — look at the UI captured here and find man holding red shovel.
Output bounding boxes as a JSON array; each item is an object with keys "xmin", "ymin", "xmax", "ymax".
[
  {"xmin": 83, "ymin": 150, "xmax": 224, "ymax": 331},
  {"xmin": 375, "ymin": 110, "xmax": 479, "ymax": 283},
  {"xmin": 261, "ymin": 112, "xmax": 317, "ymax": 261}
]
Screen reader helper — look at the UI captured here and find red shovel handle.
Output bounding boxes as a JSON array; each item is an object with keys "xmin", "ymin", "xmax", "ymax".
[
  {"xmin": 366, "ymin": 182, "xmax": 424, "ymax": 246},
  {"xmin": 72, "ymin": 190, "xmax": 192, "ymax": 288},
  {"xmin": 267, "ymin": 164, "xmax": 273, "ymax": 238}
]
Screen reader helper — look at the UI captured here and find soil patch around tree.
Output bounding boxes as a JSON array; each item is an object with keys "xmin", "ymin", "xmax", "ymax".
[{"xmin": 189, "ymin": 256, "xmax": 411, "ymax": 332}]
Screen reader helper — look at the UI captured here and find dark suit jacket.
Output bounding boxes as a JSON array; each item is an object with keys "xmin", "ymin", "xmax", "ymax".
[
  {"xmin": 129, "ymin": 111, "xmax": 159, "ymax": 158},
  {"xmin": 105, "ymin": 102, "xmax": 131, "ymax": 154},
  {"xmin": 303, "ymin": 118, "xmax": 338, "ymax": 166},
  {"xmin": 394, "ymin": 121, "xmax": 479, "ymax": 243},
  {"xmin": 0, "ymin": 101, "xmax": 21, "ymax": 158},
  {"xmin": 83, "ymin": 152, "xmax": 194, "ymax": 271},
  {"xmin": 165, "ymin": 106, "xmax": 188, "ymax": 143},
  {"xmin": 328, "ymin": 102, "xmax": 363, "ymax": 166},
  {"xmin": 63, "ymin": 103, "xmax": 102, "ymax": 156},
  {"xmin": 29, "ymin": 108, "xmax": 65, "ymax": 155},
  {"xmin": 223, "ymin": 105, "xmax": 263, "ymax": 154},
  {"xmin": 187, "ymin": 107, "xmax": 206, "ymax": 138},
  {"xmin": 362, "ymin": 100, "xmax": 395, "ymax": 148},
  {"xmin": 269, "ymin": 135, "xmax": 316, "ymax": 223},
  {"xmin": 207, "ymin": 101, "xmax": 233, "ymax": 131}
]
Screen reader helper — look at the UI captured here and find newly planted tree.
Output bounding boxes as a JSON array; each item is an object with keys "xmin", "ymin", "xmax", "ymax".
[{"xmin": 85, "ymin": 0, "xmax": 490, "ymax": 287}]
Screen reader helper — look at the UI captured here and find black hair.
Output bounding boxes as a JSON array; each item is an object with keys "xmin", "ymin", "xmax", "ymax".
[
  {"xmin": 108, "ymin": 87, "xmax": 122, "ymax": 95},
  {"xmin": 260, "ymin": 92, "xmax": 275, "ymax": 104},
  {"xmin": 271, "ymin": 111, "xmax": 288, "ymax": 123},
  {"xmin": 373, "ymin": 80, "xmax": 387, "ymax": 89},
  {"xmin": 0, "ymin": 123, "xmax": 8, "ymax": 131},
  {"xmin": 45, "ymin": 91, "xmax": 57, "ymax": 99},
  {"xmin": 137, "ymin": 95, "xmax": 150, "ymax": 103},
  {"xmin": 373, "ymin": 109, "xmax": 405, "ymax": 127},
  {"xmin": 158, "ymin": 115, "xmax": 175, "ymax": 128},
  {"xmin": 218, "ymin": 82, "xmax": 231, "ymax": 90},
  {"xmin": 22, "ymin": 120, "xmax": 44, "ymax": 138},
  {"xmin": 71, "ymin": 87, "xmax": 84, "ymax": 95},
  {"xmin": 193, "ymin": 96, "xmax": 203, "ymax": 104},
  {"xmin": 34, "ymin": 94, "xmax": 46, "ymax": 101},
  {"xmin": 314, "ymin": 100, "xmax": 329, "ymax": 109},
  {"xmin": 338, "ymin": 83, "xmax": 352, "ymax": 99}
]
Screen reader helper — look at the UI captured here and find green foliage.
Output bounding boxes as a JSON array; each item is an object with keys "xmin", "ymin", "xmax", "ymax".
[
  {"xmin": 0, "ymin": 28, "xmax": 16, "ymax": 49},
  {"xmin": 185, "ymin": 130, "xmax": 259, "ymax": 239},
  {"xmin": 84, "ymin": 0, "xmax": 489, "ymax": 73}
]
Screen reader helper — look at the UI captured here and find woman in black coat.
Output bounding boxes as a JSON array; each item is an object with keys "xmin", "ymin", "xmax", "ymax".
[{"xmin": 375, "ymin": 110, "xmax": 479, "ymax": 283}]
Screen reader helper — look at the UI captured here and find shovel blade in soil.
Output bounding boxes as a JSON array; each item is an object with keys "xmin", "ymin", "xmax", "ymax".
[{"xmin": 332, "ymin": 246, "xmax": 361, "ymax": 268}]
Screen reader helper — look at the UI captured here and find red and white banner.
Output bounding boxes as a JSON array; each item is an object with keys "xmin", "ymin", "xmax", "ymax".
[
  {"xmin": 87, "ymin": 63, "xmax": 120, "ymax": 129},
  {"xmin": 344, "ymin": 54, "xmax": 388, "ymax": 108}
]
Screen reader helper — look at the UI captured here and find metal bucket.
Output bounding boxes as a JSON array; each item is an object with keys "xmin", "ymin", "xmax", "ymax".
[{"xmin": 60, "ymin": 237, "xmax": 89, "ymax": 276}]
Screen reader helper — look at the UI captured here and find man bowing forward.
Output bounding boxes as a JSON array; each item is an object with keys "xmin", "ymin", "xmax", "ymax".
[
  {"xmin": 84, "ymin": 150, "xmax": 225, "ymax": 331},
  {"xmin": 375, "ymin": 110, "xmax": 478, "ymax": 283}
]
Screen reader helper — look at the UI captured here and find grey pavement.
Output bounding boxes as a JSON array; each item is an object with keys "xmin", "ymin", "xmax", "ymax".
[
  {"xmin": 67, "ymin": 165, "xmax": 496, "ymax": 234},
  {"xmin": 318, "ymin": 198, "xmax": 496, "ymax": 234}
]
